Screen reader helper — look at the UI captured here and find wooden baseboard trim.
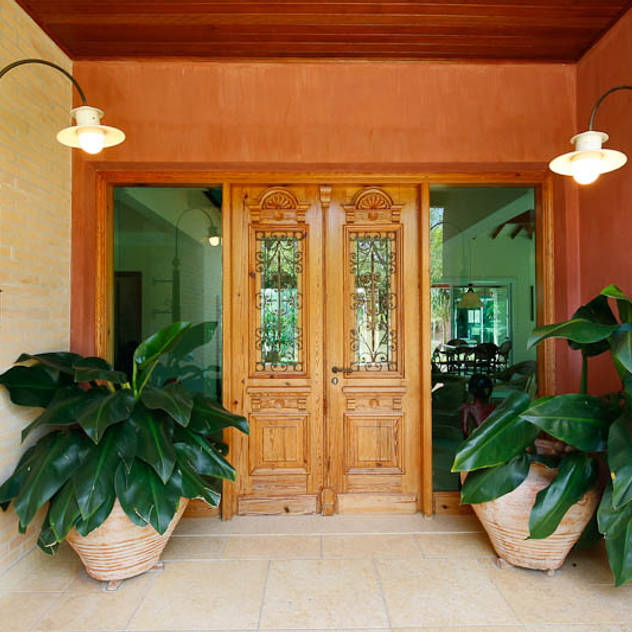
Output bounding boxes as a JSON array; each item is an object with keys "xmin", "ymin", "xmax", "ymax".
[
  {"xmin": 433, "ymin": 491, "xmax": 472, "ymax": 515},
  {"xmin": 238, "ymin": 495, "xmax": 319, "ymax": 515},
  {"xmin": 336, "ymin": 493, "xmax": 417, "ymax": 514},
  {"xmin": 184, "ymin": 499, "xmax": 221, "ymax": 518}
]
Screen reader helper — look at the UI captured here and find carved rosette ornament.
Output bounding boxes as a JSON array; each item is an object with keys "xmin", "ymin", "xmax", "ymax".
[
  {"xmin": 248, "ymin": 187, "xmax": 309, "ymax": 224},
  {"xmin": 344, "ymin": 187, "xmax": 403, "ymax": 224}
]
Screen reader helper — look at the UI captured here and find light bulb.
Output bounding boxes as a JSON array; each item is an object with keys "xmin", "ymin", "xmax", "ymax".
[
  {"xmin": 208, "ymin": 236, "xmax": 221, "ymax": 247},
  {"xmin": 570, "ymin": 153, "xmax": 602, "ymax": 185},
  {"xmin": 77, "ymin": 129, "xmax": 106, "ymax": 154}
]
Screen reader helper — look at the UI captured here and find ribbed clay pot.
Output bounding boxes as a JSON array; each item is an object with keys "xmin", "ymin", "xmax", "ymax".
[
  {"xmin": 66, "ymin": 498, "xmax": 188, "ymax": 582},
  {"xmin": 464, "ymin": 462, "xmax": 599, "ymax": 572}
]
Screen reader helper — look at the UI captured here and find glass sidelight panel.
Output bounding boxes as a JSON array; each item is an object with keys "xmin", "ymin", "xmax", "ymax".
[
  {"xmin": 254, "ymin": 230, "xmax": 304, "ymax": 372},
  {"xmin": 113, "ymin": 186, "xmax": 223, "ymax": 400},
  {"xmin": 429, "ymin": 185, "xmax": 538, "ymax": 491},
  {"xmin": 349, "ymin": 230, "xmax": 398, "ymax": 372}
]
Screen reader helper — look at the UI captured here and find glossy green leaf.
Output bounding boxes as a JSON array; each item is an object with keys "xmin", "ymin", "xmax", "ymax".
[
  {"xmin": 169, "ymin": 321, "xmax": 218, "ymax": 360},
  {"xmin": 73, "ymin": 429, "xmax": 120, "ymax": 520},
  {"xmin": 75, "ymin": 491, "xmax": 115, "ymax": 537},
  {"xmin": 529, "ymin": 452, "xmax": 598, "ymax": 540},
  {"xmin": 610, "ymin": 324, "xmax": 632, "ymax": 373},
  {"xmin": 48, "ymin": 480, "xmax": 80, "ymax": 542},
  {"xmin": 13, "ymin": 431, "xmax": 90, "ymax": 527},
  {"xmin": 601, "ymin": 284, "xmax": 632, "ymax": 324},
  {"xmin": 570, "ymin": 295, "xmax": 619, "ymax": 357},
  {"xmin": 114, "ymin": 461, "xmax": 150, "ymax": 527},
  {"xmin": 0, "ymin": 365, "xmax": 60, "ymax": 408},
  {"xmin": 141, "ymin": 382, "xmax": 193, "ymax": 427},
  {"xmin": 520, "ymin": 394, "xmax": 610, "ymax": 452},
  {"xmin": 528, "ymin": 319, "xmax": 618, "ymax": 350},
  {"xmin": 0, "ymin": 445, "xmax": 38, "ymax": 508},
  {"xmin": 598, "ymin": 483, "xmax": 632, "ymax": 538},
  {"xmin": 170, "ymin": 459, "xmax": 221, "ymax": 507},
  {"xmin": 75, "ymin": 388, "xmax": 136, "ymax": 444},
  {"xmin": 175, "ymin": 430, "xmax": 235, "ymax": 481},
  {"xmin": 452, "ymin": 391, "xmax": 536, "ymax": 472},
  {"xmin": 460, "ymin": 454, "xmax": 530, "ymax": 505},
  {"xmin": 130, "ymin": 406, "xmax": 176, "ymax": 483},
  {"xmin": 21, "ymin": 386, "xmax": 102, "ymax": 442},
  {"xmin": 115, "ymin": 419, "xmax": 138, "ymax": 473},
  {"xmin": 133, "ymin": 322, "xmax": 191, "ymax": 372},
  {"xmin": 16, "ymin": 352, "xmax": 81, "ymax": 375},
  {"xmin": 605, "ymin": 519, "xmax": 632, "ymax": 586},
  {"xmin": 114, "ymin": 460, "xmax": 179, "ymax": 534},
  {"xmin": 73, "ymin": 357, "xmax": 127, "ymax": 384},
  {"xmin": 37, "ymin": 510, "xmax": 59, "ymax": 556},
  {"xmin": 608, "ymin": 414, "xmax": 632, "ymax": 509},
  {"xmin": 188, "ymin": 393, "xmax": 249, "ymax": 436}
]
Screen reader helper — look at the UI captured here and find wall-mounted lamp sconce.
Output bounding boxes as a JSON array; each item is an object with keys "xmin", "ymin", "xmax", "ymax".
[
  {"xmin": 172, "ymin": 207, "xmax": 221, "ymax": 321},
  {"xmin": 549, "ymin": 84, "xmax": 631, "ymax": 185},
  {"xmin": 0, "ymin": 58, "xmax": 125, "ymax": 154}
]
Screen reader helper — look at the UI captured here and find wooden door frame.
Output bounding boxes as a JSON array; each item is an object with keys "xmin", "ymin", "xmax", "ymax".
[{"xmin": 84, "ymin": 166, "xmax": 555, "ymax": 519}]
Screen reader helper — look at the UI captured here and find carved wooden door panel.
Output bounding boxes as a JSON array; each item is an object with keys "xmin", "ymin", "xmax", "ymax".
[
  {"xmin": 229, "ymin": 185, "xmax": 325, "ymax": 515},
  {"xmin": 323, "ymin": 185, "xmax": 421, "ymax": 513},
  {"xmin": 227, "ymin": 184, "xmax": 420, "ymax": 515}
]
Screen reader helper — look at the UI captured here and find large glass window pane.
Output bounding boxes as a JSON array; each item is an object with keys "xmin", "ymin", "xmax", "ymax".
[
  {"xmin": 113, "ymin": 186, "xmax": 223, "ymax": 401},
  {"xmin": 430, "ymin": 186, "xmax": 538, "ymax": 491}
]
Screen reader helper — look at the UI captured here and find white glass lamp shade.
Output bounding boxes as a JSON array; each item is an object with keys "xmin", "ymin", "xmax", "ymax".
[
  {"xmin": 549, "ymin": 131, "xmax": 627, "ymax": 185},
  {"xmin": 56, "ymin": 106, "xmax": 125, "ymax": 154},
  {"xmin": 208, "ymin": 235, "xmax": 221, "ymax": 247},
  {"xmin": 458, "ymin": 285, "xmax": 483, "ymax": 309}
]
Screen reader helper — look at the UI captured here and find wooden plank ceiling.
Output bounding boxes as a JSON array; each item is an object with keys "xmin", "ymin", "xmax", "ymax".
[{"xmin": 15, "ymin": 1, "xmax": 632, "ymax": 62}]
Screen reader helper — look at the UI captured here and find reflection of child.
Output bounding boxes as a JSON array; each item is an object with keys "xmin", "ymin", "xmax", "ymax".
[{"xmin": 461, "ymin": 374, "xmax": 496, "ymax": 437}]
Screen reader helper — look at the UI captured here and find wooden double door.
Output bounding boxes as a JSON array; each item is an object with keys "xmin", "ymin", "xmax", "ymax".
[{"xmin": 227, "ymin": 184, "xmax": 421, "ymax": 515}]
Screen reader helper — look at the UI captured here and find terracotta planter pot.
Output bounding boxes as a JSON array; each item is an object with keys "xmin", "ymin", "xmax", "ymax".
[
  {"xmin": 66, "ymin": 498, "xmax": 189, "ymax": 582},
  {"xmin": 464, "ymin": 462, "xmax": 600, "ymax": 572}
]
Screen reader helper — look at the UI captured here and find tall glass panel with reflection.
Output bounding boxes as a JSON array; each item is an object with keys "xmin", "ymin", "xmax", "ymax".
[
  {"xmin": 113, "ymin": 186, "xmax": 223, "ymax": 401},
  {"xmin": 430, "ymin": 186, "xmax": 538, "ymax": 491}
]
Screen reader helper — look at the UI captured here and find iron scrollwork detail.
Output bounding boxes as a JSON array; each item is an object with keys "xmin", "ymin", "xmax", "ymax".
[
  {"xmin": 349, "ymin": 231, "xmax": 398, "ymax": 372},
  {"xmin": 254, "ymin": 230, "xmax": 305, "ymax": 373}
]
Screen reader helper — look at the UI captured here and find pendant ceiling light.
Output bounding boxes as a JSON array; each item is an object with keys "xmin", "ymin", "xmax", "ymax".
[
  {"xmin": 0, "ymin": 58, "xmax": 125, "ymax": 155},
  {"xmin": 431, "ymin": 220, "xmax": 483, "ymax": 310},
  {"xmin": 549, "ymin": 85, "xmax": 631, "ymax": 185},
  {"xmin": 458, "ymin": 283, "xmax": 484, "ymax": 309}
]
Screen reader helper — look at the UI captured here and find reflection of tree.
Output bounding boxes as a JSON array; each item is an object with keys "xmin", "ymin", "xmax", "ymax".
[{"xmin": 430, "ymin": 210, "xmax": 452, "ymax": 349}]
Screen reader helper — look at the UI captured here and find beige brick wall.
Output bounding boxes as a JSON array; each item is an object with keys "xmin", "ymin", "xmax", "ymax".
[{"xmin": 0, "ymin": 0, "xmax": 72, "ymax": 572}]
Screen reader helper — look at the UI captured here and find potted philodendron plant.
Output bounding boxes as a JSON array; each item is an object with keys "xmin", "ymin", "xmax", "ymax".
[
  {"xmin": 0, "ymin": 322, "xmax": 248, "ymax": 587},
  {"xmin": 453, "ymin": 284, "xmax": 632, "ymax": 585}
]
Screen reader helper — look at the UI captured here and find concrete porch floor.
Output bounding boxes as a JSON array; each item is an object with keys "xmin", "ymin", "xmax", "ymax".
[{"xmin": 1, "ymin": 513, "xmax": 631, "ymax": 632}]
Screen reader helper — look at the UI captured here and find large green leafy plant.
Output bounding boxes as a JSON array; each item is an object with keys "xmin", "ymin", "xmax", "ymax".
[
  {"xmin": 452, "ymin": 284, "xmax": 632, "ymax": 585},
  {"xmin": 0, "ymin": 322, "xmax": 248, "ymax": 554}
]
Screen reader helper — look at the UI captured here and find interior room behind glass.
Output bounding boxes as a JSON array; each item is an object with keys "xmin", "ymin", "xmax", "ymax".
[
  {"xmin": 113, "ymin": 186, "xmax": 223, "ymax": 401},
  {"xmin": 430, "ymin": 185, "xmax": 537, "ymax": 492}
]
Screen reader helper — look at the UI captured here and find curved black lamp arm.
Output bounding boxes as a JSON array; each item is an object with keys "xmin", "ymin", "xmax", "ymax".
[
  {"xmin": 173, "ymin": 207, "xmax": 216, "ymax": 260},
  {"xmin": 588, "ymin": 84, "xmax": 632, "ymax": 130},
  {"xmin": 0, "ymin": 58, "xmax": 87, "ymax": 105}
]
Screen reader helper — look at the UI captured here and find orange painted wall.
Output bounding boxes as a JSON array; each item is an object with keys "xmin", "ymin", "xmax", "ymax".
[
  {"xmin": 71, "ymin": 60, "xmax": 579, "ymax": 388},
  {"xmin": 576, "ymin": 8, "xmax": 632, "ymax": 394}
]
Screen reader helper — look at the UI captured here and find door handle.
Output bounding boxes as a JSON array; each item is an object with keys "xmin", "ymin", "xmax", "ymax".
[{"xmin": 331, "ymin": 366, "xmax": 354, "ymax": 374}]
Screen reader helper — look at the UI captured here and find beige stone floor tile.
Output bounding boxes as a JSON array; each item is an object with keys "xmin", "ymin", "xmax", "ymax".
[
  {"xmin": 260, "ymin": 558, "xmax": 388, "ymax": 629},
  {"xmin": 396, "ymin": 628, "xmax": 524, "ymax": 632},
  {"xmin": 176, "ymin": 513, "xmax": 483, "ymax": 536},
  {"xmin": 559, "ymin": 541, "xmax": 614, "ymax": 584},
  {"xmin": 377, "ymin": 557, "xmax": 518, "ymax": 628},
  {"xmin": 483, "ymin": 557, "xmax": 632, "ymax": 624},
  {"xmin": 322, "ymin": 534, "xmax": 421, "ymax": 559},
  {"xmin": 0, "ymin": 544, "xmax": 80, "ymax": 592},
  {"xmin": 525, "ymin": 625, "xmax": 623, "ymax": 631},
  {"xmin": 414, "ymin": 532, "xmax": 495, "ymax": 557},
  {"xmin": 32, "ymin": 571, "xmax": 153, "ymax": 631},
  {"xmin": 221, "ymin": 534, "xmax": 320, "ymax": 559},
  {"xmin": 162, "ymin": 536, "xmax": 225, "ymax": 560},
  {"xmin": 127, "ymin": 560, "xmax": 268, "ymax": 630},
  {"xmin": 1, "ymin": 591, "xmax": 59, "ymax": 632}
]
